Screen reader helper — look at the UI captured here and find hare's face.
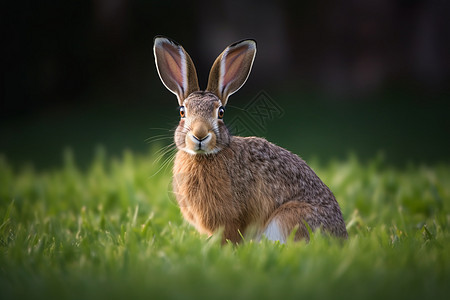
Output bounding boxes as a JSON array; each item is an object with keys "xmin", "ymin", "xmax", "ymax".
[
  {"xmin": 154, "ymin": 36, "xmax": 256, "ymax": 155},
  {"xmin": 175, "ymin": 92, "xmax": 230, "ymax": 155}
]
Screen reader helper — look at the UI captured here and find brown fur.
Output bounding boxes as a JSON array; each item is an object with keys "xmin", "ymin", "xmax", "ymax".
[
  {"xmin": 154, "ymin": 36, "xmax": 348, "ymax": 244},
  {"xmin": 153, "ymin": 36, "xmax": 200, "ymax": 105},
  {"xmin": 207, "ymin": 39, "xmax": 256, "ymax": 106},
  {"xmin": 173, "ymin": 136, "xmax": 348, "ymax": 243}
]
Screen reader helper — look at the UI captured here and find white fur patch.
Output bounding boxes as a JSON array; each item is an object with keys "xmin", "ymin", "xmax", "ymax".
[
  {"xmin": 179, "ymin": 47, "xmax": 187, "ymax": 94},
  {"xmin": 263, "ymin": 219, "xmax": 286, "ymax": 244}
]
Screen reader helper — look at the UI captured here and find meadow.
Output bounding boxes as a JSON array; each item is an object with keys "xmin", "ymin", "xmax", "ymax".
[{"xmin": 1, "ymin": 147, "xmax": 449, "ymax": 300}]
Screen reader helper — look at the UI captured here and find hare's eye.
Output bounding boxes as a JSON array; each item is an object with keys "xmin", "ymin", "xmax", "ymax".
[
  {"xmin": 179, "ymin": 106, "xmax": 186, "ymax": 118},
  {"xmin": 218, "ymin": 107, "xmax": 225, "ymax": 119}
]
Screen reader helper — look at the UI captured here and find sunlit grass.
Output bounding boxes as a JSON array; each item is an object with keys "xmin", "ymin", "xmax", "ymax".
[{"xmin": 1, "ymin": 149, "xmax": 449, "ymax": 300}]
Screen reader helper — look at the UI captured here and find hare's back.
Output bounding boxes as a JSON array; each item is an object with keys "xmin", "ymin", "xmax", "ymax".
[
  {"xmin": 228, "ymin": 136, "xmax": 335, "ymax": 204},
  {"xmin": 230, "ymin": 136, "xmax": 309, "ymax": 174}
]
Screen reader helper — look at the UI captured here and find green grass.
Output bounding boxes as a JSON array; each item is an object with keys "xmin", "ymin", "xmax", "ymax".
[{"xmin": 1, "ymin": 148, "xmax": 449, "ymax": 300}]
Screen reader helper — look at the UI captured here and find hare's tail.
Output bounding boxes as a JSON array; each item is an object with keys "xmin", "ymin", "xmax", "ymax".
[{"xmin": 263, "ymin": 201, "xmax": 347, "ymax": 243}]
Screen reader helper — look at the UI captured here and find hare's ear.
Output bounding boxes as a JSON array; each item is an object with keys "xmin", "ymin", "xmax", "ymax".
[
  {"xmin": 206, "ymin": 39, "xmax": 256, "ymax": 106},
  {"xmin": 153, "ymin": 36, "xmax": 200, "ymax": 105}
]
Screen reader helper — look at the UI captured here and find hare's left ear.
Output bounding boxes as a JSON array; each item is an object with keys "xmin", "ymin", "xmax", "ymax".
[
  {"xmin": 206, "ymin": 39, "xmax": 256, "ymax": 106},
  {"xmin": 153, "ymin": 36, "xmax": 200, "ymax": 105}
]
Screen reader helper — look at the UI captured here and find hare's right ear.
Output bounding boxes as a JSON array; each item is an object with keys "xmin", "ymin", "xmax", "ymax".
[
  {"xmin": 153, "ymin": 36, "xmax": 200, "ymax": 105},
  {"xmin": 206, "ymin": 39, "xmax": 256, "ymax": 106}
]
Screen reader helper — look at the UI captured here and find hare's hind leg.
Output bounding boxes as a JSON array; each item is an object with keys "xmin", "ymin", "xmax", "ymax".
[{"xmin": 262, "ymin": 201, "xmax": 317, "ymax": 243}]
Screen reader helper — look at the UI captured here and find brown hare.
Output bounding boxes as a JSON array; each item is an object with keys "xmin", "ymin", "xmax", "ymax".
[{"xmin": 153, "ymin": 36, "xmax": 347, "ymax": 244}]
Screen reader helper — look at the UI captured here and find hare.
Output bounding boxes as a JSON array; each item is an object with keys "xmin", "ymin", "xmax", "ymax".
[{"xmin": 153, "ymin": 36, "xmax": 347, "ymax": 244}]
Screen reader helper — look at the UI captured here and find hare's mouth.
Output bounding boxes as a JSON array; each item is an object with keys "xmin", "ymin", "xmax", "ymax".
[{"xmin": 182, "ymin": 132, "xmax": 220, "ymax": 155}]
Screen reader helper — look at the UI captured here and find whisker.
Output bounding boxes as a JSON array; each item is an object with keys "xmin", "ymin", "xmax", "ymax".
[
  {"xmin": 153, "ymin": 149, "xmax": 175, "ymax": 169},
  {"xmin": 152, "ymin": 143, "xmax": 176, "ymax": 163},
  {"xmin": 150, "ymin": 148, "xmax": 177, "ymax": 177},
  {"xmin": 148, "ymin": 127, "xmax": 174, "ymax": 132},
  {"xmin": 145, "ymin": 136, "xmax": 173, "ymax": 144},
  {"xmin": 226, "ymin": 104, "xmax": 246, "ymax": 112}
]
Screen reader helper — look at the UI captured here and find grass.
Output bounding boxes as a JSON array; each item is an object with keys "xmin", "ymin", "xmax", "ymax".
[{"xmin": 0, "ymin": 147, "xmax": 449, "ymax": 300}]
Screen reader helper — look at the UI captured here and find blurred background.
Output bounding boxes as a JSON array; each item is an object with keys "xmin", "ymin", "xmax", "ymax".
[{"xmin": 1, "ymin": 0, "xmax": 449, "ymax": 170}]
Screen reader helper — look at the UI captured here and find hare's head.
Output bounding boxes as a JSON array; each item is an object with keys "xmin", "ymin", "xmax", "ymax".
[{"xmin": 154, "ymin": 36, "xmax": 256, "ymax": 155}]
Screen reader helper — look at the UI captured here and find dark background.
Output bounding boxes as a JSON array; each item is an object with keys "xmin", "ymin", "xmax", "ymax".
[{"xmin": 2, "ymin": 0, "xmax": 449, "ymax": 169}]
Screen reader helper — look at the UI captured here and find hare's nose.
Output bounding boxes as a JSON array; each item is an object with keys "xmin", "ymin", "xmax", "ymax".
[{"xmin": 192, "ymin": 122, "xmax": 209, "ymax": 141}]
